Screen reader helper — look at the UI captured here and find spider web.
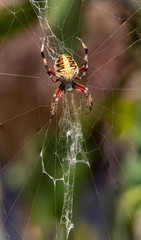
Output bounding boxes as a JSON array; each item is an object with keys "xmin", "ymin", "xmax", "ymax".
[
  {"xmin": 0, "ymin": 0, "xmax": 141, "ymax": 240},
  {"xmin": 29, "ymin": 1, "xmax": 90, "ymax": 238}
]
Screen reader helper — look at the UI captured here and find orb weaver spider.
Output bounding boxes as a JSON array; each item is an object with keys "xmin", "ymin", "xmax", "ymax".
[{"xmin": 41, "ymin": 37, "xmax": 93, "ymax": 118}]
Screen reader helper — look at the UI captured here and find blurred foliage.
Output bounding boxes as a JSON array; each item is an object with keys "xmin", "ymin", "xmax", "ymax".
[
  {"xmin": 112, "ymin": 97, "xmax": 141, "ymax": 240},
  {"xmin": 48, "ymin": 0, "xmax": 83, "ymax": 47},
  {"xmin": 0, "ymin": 0, "xmax": 37, "ymax": 39}
]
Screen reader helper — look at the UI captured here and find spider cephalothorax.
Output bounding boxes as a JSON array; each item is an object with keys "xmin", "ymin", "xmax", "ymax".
[{"xmin": 41, "ymin": 37, "xmax": 93, "ymax": 118}]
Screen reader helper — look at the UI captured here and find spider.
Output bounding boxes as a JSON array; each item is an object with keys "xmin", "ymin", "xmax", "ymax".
[{"xmin": 41, "ymin": 37, "xmax": 93, "ymax": 118}]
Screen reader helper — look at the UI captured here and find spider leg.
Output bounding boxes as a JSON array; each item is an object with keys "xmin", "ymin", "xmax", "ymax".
[
  {"xmin": 75, "ymin": 76, "xmax": 82, "ymax": 80},
  {"xmin": 41, "ymin": 37, "xmax": 56, "ymax": 80},
  {"xmin": 50, "ymin": 84, "xmax": 64, "ymax": 118},
  {"xmin": 53, "ymin": 79, "xmax": 60, "ymax": 83},
  {"xmin": 73, "ymin": 82, "xmax": 93, "ymax": 111},
  {"xmin": 77, "ymin": 37, "xmax": 88, "ymax": 77}
]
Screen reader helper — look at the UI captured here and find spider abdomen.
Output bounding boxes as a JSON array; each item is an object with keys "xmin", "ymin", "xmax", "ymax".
[{"xmin": 54, "ymin": 54, "xmax": 78, "ymax": 82}]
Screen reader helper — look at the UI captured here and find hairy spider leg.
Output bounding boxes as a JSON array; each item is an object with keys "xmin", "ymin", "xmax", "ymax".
[
  {"xmin": 77, "ymin": 38, "xmax": 88, "ymax": 76},
  {"xmin": 54, "ymin": 85, "xmax": 64, "ymax": 99},
  {"xmin": 73, "ymin": 82, "xmax": 93, "ymax": 110},
  {"xmin": 41, "ymin": 38, "xmax": 56, "ymax": 80},
  {"xmin": 75, "ymin": 76, "xmax": 82, "ymax": 80},
  {"xmin": 50, "ymin": 84, "xmax": 64, "ymax": 117},
  {"xmin": 53, "ymin": 79, "xmax": 60, "ymax": 83}
]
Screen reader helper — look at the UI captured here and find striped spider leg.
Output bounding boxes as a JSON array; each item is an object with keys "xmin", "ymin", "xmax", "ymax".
[{"xmin": 41, "ymin": 37, "xmax": 93, "ymax": 118}]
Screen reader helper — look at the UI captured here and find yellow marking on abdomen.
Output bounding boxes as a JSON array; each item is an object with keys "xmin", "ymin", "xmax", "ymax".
[{"xmin": 54, "ymin": 54, "xmax": 78, "ymax": 82}]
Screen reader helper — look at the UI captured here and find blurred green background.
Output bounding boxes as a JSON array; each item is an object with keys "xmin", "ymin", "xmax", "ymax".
[{"xmin": 0, "ymin": 0, "xmax": 141, "ymax": 240}]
